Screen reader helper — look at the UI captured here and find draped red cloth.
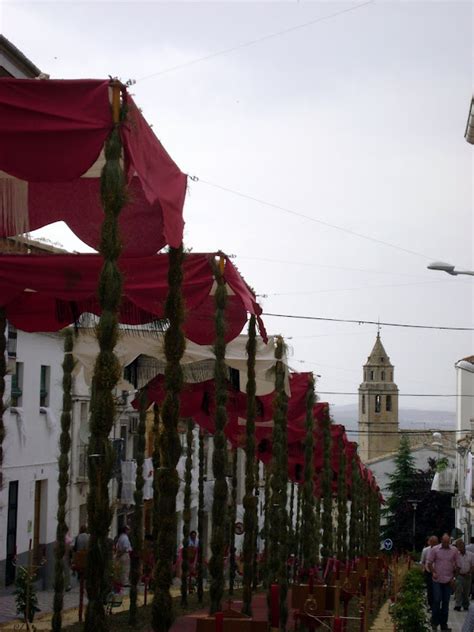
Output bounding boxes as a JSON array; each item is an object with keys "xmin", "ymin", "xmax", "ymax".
[
  {"xmin": 0, "ymin": 79, "xmax": 186, "ymax": 253},
  {"xmin": 0, "ymin": 252, "xmax": 265, "ymax": 344}
]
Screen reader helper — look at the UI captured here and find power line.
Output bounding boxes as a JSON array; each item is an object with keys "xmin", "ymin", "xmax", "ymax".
[
  {"xmin": 238, "ymin": 255, "xmax": 431, "ymax": 279},
  {"xmin": 136, "ymin": 1, "xmax": 375, "ymax": 82},
  {"xmin": 263, "ymin": 312, "xmax": 474, "ymax": 331},
  {"xmin": 319, "ymin": 391, "xmax": 469, "ymax": 397},
  {"xmin": 196, "ymin": 178, "xmax": 435, "ymax": 260},
  {"xmin": 261, "ymin": 279, "xmax": 459, "ymax": 297}
]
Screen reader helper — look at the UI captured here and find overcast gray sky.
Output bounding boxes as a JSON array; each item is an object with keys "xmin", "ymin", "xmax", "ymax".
[{"xmin": 1, "ymin": 0, "xmax": 473, "ymax": 418}]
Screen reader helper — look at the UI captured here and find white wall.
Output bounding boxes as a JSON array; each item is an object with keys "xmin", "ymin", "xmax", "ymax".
[{"xmin": 0, "ymin": 331, "xmax": 64, "ymax": 586}]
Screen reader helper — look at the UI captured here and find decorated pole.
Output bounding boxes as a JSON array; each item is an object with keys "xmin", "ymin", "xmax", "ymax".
[
  {"xmin": 181, "ymin": 419, "xmax": 194, "ymax": 606},
  {"xmin": 197, "ymin": 429, "xmax": 205, "ymax": 604},
  {"xmin": 228, "ymin": 448, "xmax": 238, "ymax": 595},
  {"xmin": 151, "ymin": 404, "xmax": 161, "ymax": 544},
  {"xmin": 320, "ymin": 406, "xmax": 333, "ymax": 562},
  {"xmin": 252, "ymin": 458, "xmax": 260, "ymax": 591},
  {"xmin": 267, "ymin": 336, "xmax": 289, "ymax": 630},
  {"xmin": 52, "ymin": 328, "xmax": 74, "ymax": 632},
  {"xmin": 300, "ymin": 374, "xmax": 316, "ymax": 578},
  {"xmin": 336, "ymin": 437, "xmax": 347, "ymax": 562},
  {"xmin": 85, "ymin": 82, "xmax": 125, "ymax": 632},
  {"xmin": 348, "ymin": 456, "xmax": 358, "ymax": 561},
  {"xmin": 129, "ymin": 390, "xmax": 147, "ymax": 624},
  {"xmin": 209, "ymin": 257, "xmax": 228, "ymax": 614},
  {"xmin": 0, "ymin": 309, "xmax": 5, "ymax": 494},
  {"xmin": 152, "ymin": 244, "xmax": 186, "ymax": 632},
  {"xmin": 242, "ymin": 315, "xmax": 257, "ymax": 615},
  {"xmin": 293, "ymin": 484, "xmax": 302, "ymax": 582},
  {"xmin": 262, "ymin": 463, "xmax": 271, "ymax": 588}
]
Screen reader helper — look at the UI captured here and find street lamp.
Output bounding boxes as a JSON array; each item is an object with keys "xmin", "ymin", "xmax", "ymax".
[
  {"xmin": 427, "ymin": 262, "xmax": 474, "ymax": 277},
  {"xmin": 408, "ymin": 500, "xmax": 418, "ymax": 550}
]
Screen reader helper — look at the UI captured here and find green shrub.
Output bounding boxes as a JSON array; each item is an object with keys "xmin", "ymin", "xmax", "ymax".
[
  {"xmin": 14, "ymin": 565, "xmax": 40, "ymax": 623},
  {"xmin": 391, "ymin": 568, "xmax": 430, "ymax": 632}
]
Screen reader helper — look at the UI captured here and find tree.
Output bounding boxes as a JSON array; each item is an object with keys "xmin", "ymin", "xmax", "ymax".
[{"xmin": 382, "ymin": 434, "xmax": 419, "ymax": 551}]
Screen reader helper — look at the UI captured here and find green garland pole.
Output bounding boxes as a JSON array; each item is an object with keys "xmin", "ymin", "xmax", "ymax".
[
  {"xmin": 293, "ymin": 484, "xmax": 302, "ymax": 582},
  {"xmin": 300, "ymin": 374, "xmax": 316, "ymax": 578},
  {"xmin": 129, "ymin": 390, "xmax": 147, "ymax": 625},
  {"xmin": 197, "ymin": 430, "xmax": 205, "ymax": 604},
  {"xmin": 181, "ymin": 419, "xmax": 194, "ymax": 607},
  {"xmin": 152, "ymin": 244, "xmax": 186, "ymax": 632},
  {"xmin": 267, "ymin": 336, "xmax": 289, "ymax": 630},
  {"xmin": 152, "ymin": 404, "xmax": 161, "ymax": 544},
  {"xmin": 354, "ymin": 464, "xmax": 363, "ymax": 558},
  {"xmin": 209, "ymin": 257, "xmax": 228, "ymax": 614},
  {"xmin": 85, "ymin": 83, "xmax": 125, "ymax": 632},
  {"xmin": 320, "ymin": 405, "xmax": 333, "ymax": 562},
  {"xmin": 52, "ymin": 329, "xmax": 74, "ymax": 632},
  {"xmin": 348, "ymin": 457, "xmax": 356, "ymax": 561},
  {"xmin": 252, "ymin": 458, "xmax": 260, "ymax": 592},
  {"xmin": 288, "ymin": 481, "xmax": 295, "ymax": 560},
  {"xmin": 242, "ymin": 315, "xmax": 257, "ymax": 614},
  {"xmin": 314, "ymin": 496, "xmax": 321, "ymax": 566},
  {"xmin": 262, "ymin": 464, "xmax": 271, "ymax": 588},
  {"xmin": 361, "ymin": 477, "xmax": 369, "ymax": 557},
  {"xmin": 0, "ymin": 309, "xmax": 5, "ymax": 494},
  {"xmin": 228, "ymin": 448, "xmax": 238, "ymax": 596},
  {"xmin": 336, "ymin": 437, "xmax": 347, "ymax": 562}
]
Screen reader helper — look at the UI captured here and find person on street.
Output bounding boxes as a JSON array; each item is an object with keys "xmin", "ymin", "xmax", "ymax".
[
  {"xmin": 421, "ymin": 535, "xmax": 439, "ymax": 610},
  {"xmin": 467, "ymin": 537, "xmax": 474, "ymax": 599},
  {"xmin": 454, "ymin": 539, "xmax": 474, "ymax": 612},
  {"xmin": 115, "ymin": 525, "xmax": 132, "ymax": 587},
  {"xmin": 74, "ymin": 525, "xmax": 90, "ymax": 552},
  {"xmin": 428, "ymin": 533, "xmax": 460, "ymax": 632}
]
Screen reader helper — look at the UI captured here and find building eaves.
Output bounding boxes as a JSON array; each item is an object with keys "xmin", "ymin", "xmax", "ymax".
[{"xmin": 0, "ymin": 35, "xmax": 41, "ymax": 78}]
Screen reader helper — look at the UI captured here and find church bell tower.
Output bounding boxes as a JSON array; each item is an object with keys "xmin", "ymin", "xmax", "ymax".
[{"xmin": 358, "ymin": 332, "xmax": 399, "ymax": 462}]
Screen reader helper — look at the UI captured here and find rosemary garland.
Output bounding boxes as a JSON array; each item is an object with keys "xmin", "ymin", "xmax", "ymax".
[
  {"xmin": 152, "ymin": 245, "xmax": 185, "ymax": 632},
  {"xmin": 301, "ymin": 374, "xmax": 316, "ymax": 577},
  {"xmin": 85, "ymin": 94, "xmax": 126, "ymax": 632},
  {"xmin": 242, "ymin": 315, "xmax": 257, "ymax": 614},
  {"xmin": 181, "ymin": 419, "xmax": 194, "ymax": 606},
  {"xmin": 129, "ymin": 389, "xmax": 147, "ymax": 624},
  {"xmin": 208, "ymin": 258, "xmax": 228, "ymax": 614},
  {"xmin": 52, "ymin": 328, "xmax": 74, "ymax": 632}
]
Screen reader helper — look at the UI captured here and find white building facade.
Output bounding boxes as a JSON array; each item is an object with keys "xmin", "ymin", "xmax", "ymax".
[{"xmin": 454, "ymin": 357, "xmax": 474, "ymax": 539}]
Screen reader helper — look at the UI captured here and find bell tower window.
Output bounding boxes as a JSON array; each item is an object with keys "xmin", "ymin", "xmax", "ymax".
[
  {"xmin": 370, "ymin": 370, "xmax": 374, "ymax": 381},
  {"xmin": 381, "ymin": 371, "xmax": 385, "ymax": 381},
  {"xmin": 386, "ymin": 395, "xmax": 392, "ymax": 412},
  {"xmin": 362, "ymin": 395, "xmax": 366, "ymax": 414},
  {"xmin": 375, "ymin": 395, "xmax": 381, "ymax": 413}
]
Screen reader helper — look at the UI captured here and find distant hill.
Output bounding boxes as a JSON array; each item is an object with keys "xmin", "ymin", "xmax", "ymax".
[{"xmin": 331, "ymin": 403, "xmax": 455, "ymax": 432}]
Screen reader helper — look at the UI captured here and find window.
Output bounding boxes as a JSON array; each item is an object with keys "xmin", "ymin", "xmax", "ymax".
[
  {"xmin": 11, "ymin": 362, "xmax": 23, "ymax": 407},
  {"xmin": 375, "ymin": 395, "xmax": 381, "ymax": 413},
  {"xmin": 362, "ymin": 395, "xmax": 366, "ymax": 414},
  {"xmin": 381, "ymin": 371, "xmax": 385, "ymax": 381},
  {"xmin": 390, "ymin": 371, "xmax": 393, "ymax": 381},
  {"xmin": 40, "ymin": 365, "xmax": 50, "ymax": 407},
  {"xmin": 386, "ymin": 395, "xmax": 392, "ymax": 412},
  {"xmin": 380, "ymin": 357, "xmax": 384, "ymax": 362},
  {"xmin": 370, "ymin": 370, "xmax": 374, "ymax": 381}
]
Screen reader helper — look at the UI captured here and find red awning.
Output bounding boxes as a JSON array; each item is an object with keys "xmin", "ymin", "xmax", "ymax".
[
  {"xmin": 0, "ymin": 252, "xmax": 265, "ymax": 344},
  {"xmin": 0, "ymin": 79, "xmax": 186, "ymax": 254}
]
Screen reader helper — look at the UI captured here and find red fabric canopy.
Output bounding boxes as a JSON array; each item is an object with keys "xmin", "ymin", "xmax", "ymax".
[
  {"xmin": 139, "ymin": 370, "xmax": 380, "ymax": 498},
  {"xmin": 0, "ymin": 252, "xmax": 265, "ymax": 344},
  {"xmin": 0, "ymin": 79, "xmax": 186, "ymax": 253}
]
